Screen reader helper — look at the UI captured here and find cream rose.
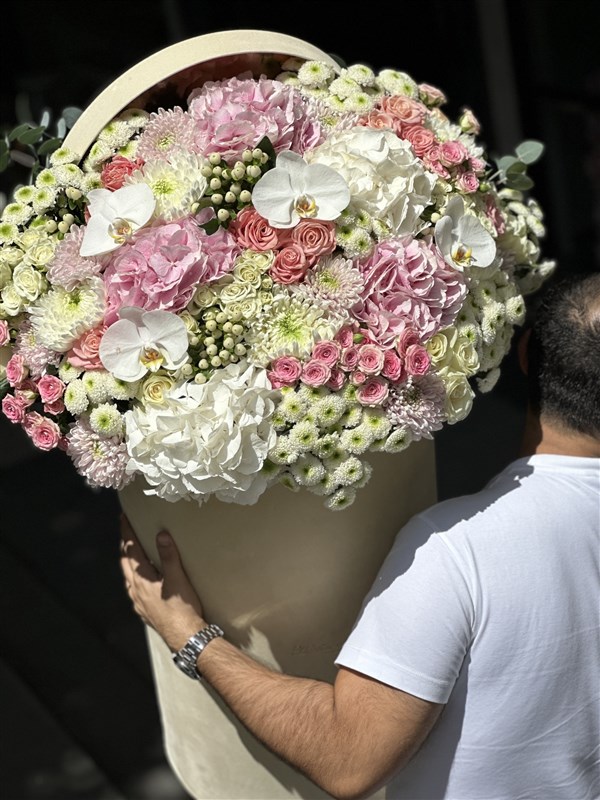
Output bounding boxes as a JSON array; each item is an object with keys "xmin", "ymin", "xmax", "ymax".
[
  {"xmin": 139, "ymin": 374, "xmax": 176, "ymax": 406},
  {"xmin": 12, "ymin": 263, "xmax": 47, "ymax": 303},
  {"xmin": 0, "ymin": 283, "xmax": 25, "ymax": 316},
  {"xmin": 307, "ymin": 126, "xmax": 436, "ymax": 236},
  {"xmin": 438, "ymin": 367, "xmax": 475, "ymax": 423}
]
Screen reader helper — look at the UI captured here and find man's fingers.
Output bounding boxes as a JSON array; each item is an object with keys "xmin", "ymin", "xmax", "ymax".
[
  {"xmin": 120, "ymin": 514, "xmax": 161, "ymax": 582},
  {"xmin": 156, "ymin": 530, "xmax": 184, "ymax": 578}
]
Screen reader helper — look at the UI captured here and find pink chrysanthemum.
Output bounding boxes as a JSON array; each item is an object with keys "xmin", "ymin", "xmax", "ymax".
[
  {"xmin": 384, "ymin": 374, "xmax": 447, "ymax": 440},
  {"xmin": 354, "ymin": 236, "xmax": 467, "ymax": 346},
  {"xmin": 46, "ymin": 226, "xmax": 103, "ymax": 291},
  {"xmin": 136, "ymin": 107, "xmax": 197, "ymax": 162},
  {"xmin": 14, "ymin": 320, "xmax": 61, "ymax": 379},
  {"xmin": 296, "ymin": 254, "xmax": 364, "ymax": 314},
  {"xmin": 66, "ymin": 419, "xmax": 132, "ymax": 490}
]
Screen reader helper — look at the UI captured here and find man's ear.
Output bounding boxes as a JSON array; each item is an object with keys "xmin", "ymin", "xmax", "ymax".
[{"xmin": 517, "ymin": 328, "xmax": 531, "ymax": 376}]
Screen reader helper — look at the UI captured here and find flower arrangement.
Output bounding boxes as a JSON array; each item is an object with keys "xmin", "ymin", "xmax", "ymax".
[{"xmin": 0, "ymin": 53, "xmax": 555, "ymax": 510}]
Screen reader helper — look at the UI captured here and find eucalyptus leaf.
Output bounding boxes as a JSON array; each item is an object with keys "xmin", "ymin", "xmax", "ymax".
[
  {"xmin": 61, "ymin": 106, "xmax": 83, "ymax": 129},
  {"xmin": 40, "ymin": 109, "xmax": 51, "ymax": 129},
  {"xmin": 506, "ymin": 160, "xmax": 527, "ymax": 175},
  {"xmin": 0, "ymin": 153, "xmax": 9, "ymax": 172},
  {"xmin": 0, "ymin": 140, "xmax": 7, "ymax": 155},
  {"xmin": 10, "ymin": 150, "xmax": 37, "ymax": 168},
  {"xmin": 506, "ymin": 173, "xmax": 534, "ymax": 191},
  {"xmin": 496, "ymin": 155, "xmax": 518, "ymax": 172},
  {"xmin": 515, "ymin": 140, "xmax": 544, "ymax": 164},
  {"xmin": 9, "ymin": 123, "xmax": 33, "ymax": 142},
  {"xmin": 18, "ymin": 125, "xmax": 46, "ymax": 145},
  {"xmin": 38, "ymin": 137, "xmax": 63, "ymax": 156},
  {"xmin": 57, "ymin": 119, "xmax": 66, "ymax": 139}
]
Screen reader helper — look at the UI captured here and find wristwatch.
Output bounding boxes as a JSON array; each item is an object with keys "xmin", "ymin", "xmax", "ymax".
[{"xmin": 172, "ymin": 623, "xmax": 224, "ymax": 680}]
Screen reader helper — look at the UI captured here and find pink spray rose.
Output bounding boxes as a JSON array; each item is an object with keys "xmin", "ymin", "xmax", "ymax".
[
  {"xmin": 359, "ymin": 110, "xmax": 397, "ymax": 132},
  {"xmin": 456, "ymin": 170, "xmax": 480, "ymax": 194},
  {"xmin": 267, "ymin": 356, "xmax": 302, "ymax": 389},
  {"xmin": 340, "ymin": 347, "xmax": 360, "ymax": 371},
  {"xmin": 229, "ymin": 206, "xmax": 280, "ymax": 251},
  {"xmin": 357, "ymin": 343, "xmax": 385, "ymax": 375},
  {"xmin": 44, "ymin": 399, "xmax": 66, "ymax": 416},
  {"xmin": 2, "ymin": 394, "xmax": 27, "ymax": 424},
  {"xmin": 418, "ymin": 83, "xmax": 447, "ymax": 106},
  {"xmin": 37, "ymin": 374, "xmax": 66, "ymax": 404},
  {"xmin": 301, "ymin": 360, "xmax": 331, "ymax": 387},
  {"xmin": 350, "ymin": 370, "xmax": 367, "ymax": 386},
  {"xmin": 402, "ymin": 125, "xmax": 436, "ymax": 157},
  {"xmin": 68, "ymin": 325, "xmax": 107, "ymax": 370},
  {"xmin": 0, "ymin": 320, "xmax": 9, "ymax": 347},
  {"xmin": 312, "ymin": 340, "xmax": 341, "ymax": 367},
  {"xmin": 326, "ymin": 367, "xmax": 346, "ymax": 392},
  {"xmin": 14, "ymin": 379, "xmax": 38, "ymax": 407},
  {"xmin": 381, "ymin": 96, "xmax": 427, "ymax": 126},
  {"xmin": 101, "ymin": 156, "xmax": 144, "ymax": 190},
  {"xmin": 103, "ymin": 217, "xmax": 238, "ymax": 323},
  {"xmin": 439, "ymin": 141, "xmax": 469, "ymax": 167},
  {"xmin": 277, "ymin": 219, "xmax": 336, "ymax": 264},
  {"xmin": 405, "ymin": 344, "xmax": 431, "ymax": 376},
  {"xmin": 396, "ymin": 326, "xmax": 421, "ymax": 356},
  {"xmin": 24, "ymin": 412, "xmax": 61, "ymax": 451},
  {"xmin": 382, "ymin": 349, "xmax": 405, "ymax": 382},
  {"xmin": 270, "ymin": 244, "xmax": 308, "ymax": 285},
  {"xmin": 6, "ymin": 354, "xmax": 28, "ymax": 387},
  {"xmin": 485, "ymin": 196, "xmax": 506, "ymax": 235},
  {"xmin": 334, "ymin": 327, "xmax": 355, "ymax": 349},
  {"xmin": 357, "ymin": 376, "xmax": 389, "ymax": 406}
]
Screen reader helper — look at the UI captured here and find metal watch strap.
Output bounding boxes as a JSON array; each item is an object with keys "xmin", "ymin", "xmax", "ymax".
[{"xmin": 172, "ymin": 623, "xmax": 224, "ymax": 680}]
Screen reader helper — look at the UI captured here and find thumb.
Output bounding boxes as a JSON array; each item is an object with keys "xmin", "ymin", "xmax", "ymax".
[{"xmin": 156, "ymin": 530, "xmax": 183, "ymax": 576}]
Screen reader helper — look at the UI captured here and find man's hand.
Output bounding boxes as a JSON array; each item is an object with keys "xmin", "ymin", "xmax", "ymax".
[{"xmin": 119, "ymin": 514, "xmax": 205, "ymax": 652}]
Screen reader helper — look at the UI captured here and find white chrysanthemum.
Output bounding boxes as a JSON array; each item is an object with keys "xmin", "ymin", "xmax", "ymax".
[
  {"xmin": 59, "ymin": 360, "xmax": 83, "ymax": 383},
  {"xmin": 269, "ymin": 435, "xmax": 301, "ymax": 465},
  {"xmin": 333, "ymin": 455, "xmax": 364, "ymax": 486},
  {"xmin": 35, "ymin": 169, "xmax": 58, "ymax": 189},
  {"xmin": 313, "ymin": 394, "xmax": 347, "ymax": 427},
  {"xmin": 49, "ymin": 146, "xmax": 79, "ymax": 166},
  {"xmin": 297, "ymin": 60, "xmax": 336, "ymax": 86},
  {"xmin": 81, "ymin": 172, "xmax": 104, "ymax": 192},
  {"xmin": 14, "ymin": 186, "xmax": 35, "ymax": 204},
  {"xmin": 2, "ymin": 203, "xmax": 33, "ymax": 226},
  {"xmin": 313, "ymin": 432, "xmax": 341, "ymax": 459},
  {"xmin": 279, "ymin": 472, "xmax": 301, "ymax": 492},
  {"xmin": 260, "ymin": 458, "xmax": 283, "ymax": 485},
  {"xmin": 104, "ymin": 375, "xmax": 139, "ymax": 401},
  {"xmin": 82, "ymin": 370, "xmax": 113, "ymax": 404},
  {"xmin": 324, "ymin": 486, "xmax": 357, "ymax": 510},
  {"xmin": 84, "ymin": 140, "xmax": 115, "ymax": 169},
  {"xmin": 347, "ymin": 64, "xmax": 376, "ymax": 87},
  {"xmin": 278, "ymin": 391, "xmax": 308, "ymax": 423},
  {"xmin": 247, "ymin": 291, "xmax": 340, "ymax": 367},
  {"xmin": 384, "ymin": 427, "xmax": 414, "ymax": 454},
  {"xmin": 52, "ymin": 163, "xmax": 84, "ymax": 189},
  {"xmin": 480, "ymin": 303, "xmax": 505, "ymax": 345},
  {"xmin": 119, "ymin": 108, "xmax": 150, "ymax": 129},
  {"xmin": 290, "ymin": 454, "xmax": 326, "ymax": 487},
  {"xmin": 505, "ymin": 294, "xmax": 526, "ymax": 325},
  {"xmin": 32, "ymin": 187, "xmax": 57, "ymax": 215},
  {"xmin": 309, "ymin": 470, "xmax": 338, "ymax": 496},
  {"xmin": 98, "ymin": 119, "xmax": 133, "ymax": 148},
  {"xmin": 125, "ymin": 360, "xmax": 278, "ymax": 504},
  {"xmin": 361, "ymin": 409, "xmax": 392, "ymax": 440},
  {"xmin": 125, "ymin": 153, "xmax": 208, "ymax": 221},
  {"xmin": 0, "ymin": 222, "xmax": 19, "ymax": 245},
  {"xmin": 477, "ymin": 367, "xmax": 501, "ymax": 394},
  {"xmin": 289, "ymin": 420, "xmax": 320, "ymax": 452},
  {"xmin": 28, "ymin": 277, "xmax": 105, "ymax": 352},
  {"xmin": 329, "ymin": 75, "xmax": 362, "ymax": 99},
  {"xmin": 339, "ymin": 405, "xmax": 363, "ymax": 428},
  {"xmin": 375, "ymin": 69, "xmax": 418, "ymax": 97},
  {"xmin": 64, "ymin": 379, "xmax": 89, "ymax": 414},
  {"xmin": 340, "ymin": 424, "xmax": 376, "ymax": 454},
  {"xmin": 271, "ymin": 409, "xmax": 288, "ymax": 431},
  {"xmin": 342, "ymin": 92, "xmax": 376, "ymax": 113},
  {"xmin": 90, "ymin": 403, "xmax": 124, "ymax": 437},
  {"xmin": 336, "ymin": 225, "xmax": 373, "ymax": 258},
  {"xmin": 323, "ymin": 444, "xmax": 349, "ymax": 470}
]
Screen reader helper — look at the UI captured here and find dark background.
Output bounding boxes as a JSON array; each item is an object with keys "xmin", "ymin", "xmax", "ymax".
[{"xmin": 0, "ymin": 1, "xmax": 598, "ymax": 798}]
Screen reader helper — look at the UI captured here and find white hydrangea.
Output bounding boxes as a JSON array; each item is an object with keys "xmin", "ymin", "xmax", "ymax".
[{"xmin": 125, "ymin": 361, "xmax": 278, "ymax": 504}]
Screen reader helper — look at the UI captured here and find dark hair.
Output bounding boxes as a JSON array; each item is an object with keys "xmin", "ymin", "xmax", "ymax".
[{"xmin": 526, "ymin": 271, "xmax": 600, "ymax": 438}]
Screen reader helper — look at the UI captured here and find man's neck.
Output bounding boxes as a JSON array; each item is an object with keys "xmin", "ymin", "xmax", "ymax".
[{"xmin": 519, "ymin": 408, "xmax": 600, "ymax": 459}]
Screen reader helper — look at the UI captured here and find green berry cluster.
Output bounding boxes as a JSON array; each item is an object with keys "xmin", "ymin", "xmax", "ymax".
[
  {"xmin": 44, "ymin": 187, "xmax": 87, "ymax": 236},
  {"xmin": 187, "ymin": 307, "xmax": 249, "ymax": 383},
  {"xmin": 197, "ymin": 147, "xmax": 272, "ymax": 229}
]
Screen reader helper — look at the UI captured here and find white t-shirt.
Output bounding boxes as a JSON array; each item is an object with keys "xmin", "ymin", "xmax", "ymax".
[{"xmin": 336, "ymin": 454, "xmax": 600, "ymax": 799}]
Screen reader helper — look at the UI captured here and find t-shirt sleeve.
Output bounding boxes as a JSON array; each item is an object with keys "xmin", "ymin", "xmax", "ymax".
[{"xmin": 335, "ymin": 513, "xmax": 475, "ymax": 704}]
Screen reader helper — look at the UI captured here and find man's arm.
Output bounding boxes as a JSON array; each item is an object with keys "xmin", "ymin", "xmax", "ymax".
[{"xmin": 120, "ymin": 519, "xmax": 443, "ymax": 799}]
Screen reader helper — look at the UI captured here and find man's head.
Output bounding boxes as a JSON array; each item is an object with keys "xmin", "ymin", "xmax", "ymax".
[{"xmin": 525, "ymin": 271, "xmax": 600, "ymax": 439}]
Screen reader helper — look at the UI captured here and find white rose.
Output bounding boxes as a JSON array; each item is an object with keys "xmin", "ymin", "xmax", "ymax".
[
  {"xmin": 0, "ymin": 283, "xmax": 25, "ymax": 316},
  {"xmin": 124, "ymin": 361, "xmax": 278, "ymax": 505},
  {"xmin": 0, "ymin": 262, "xmax": 13, "ymax": 290},
  {"xmin": 219, "ymin": 280, "xmax": 255, "ymax": 305},
  {"xmin": 308, "ymin": 127, "xmax": 435, "ymax": 236},
  {"xmin": 12, "ymin": 263, "xmax": 47, "ymax": 302},
  {"xmin": 24, "ymin": 238, "xmax": 57, "ymax": 268},
  {"xmin": 0, "ymin": 246, "xmax": 24, "ymax": 271},
  {"xmin": 438, "ymin": 367, "xmax": 475, "ymax": 424}
]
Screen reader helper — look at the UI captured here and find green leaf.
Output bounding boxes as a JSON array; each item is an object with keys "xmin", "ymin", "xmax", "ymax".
[
  {"xmin": 506, "ymin": 160, "xmax": 527, "ymax": 175},
  {"xmin": 506, "ymin": 173, "xmax": 534, "ymax": 191},
  {"xmin": 38, "ymin": 137, "xmax": 63, "ymax": 156},
  {"xmin": 496, "ymin": 155, "xmax": 518, "ymax": 172},
  {"xmin": 0, "ymin": 140, "xmax": 7, "ymax": 155},
  {"xmin": 515, "ymin": 140, "xmax": 544, "ymax": 164},
  {"xmin": 17, "ymin": 125, "xmax": 46, "ymax": 145},
  {"xmin": 0, "ymin": 152, "xmax": 9, "ymax": 172},
  {"xmin": 0, "ymin": 378, "xmax": 10, "ymax": 402},
  {"xmin": 9, "ymin": 123, "xmax": 34, "ymax": 142},
  {"xmin": 255, "ymin": 135, "xmax": 276, "ymax": 164},
  {"xmin": 199, "ymin": 218, "xmax": 220, "ymax": 235}
]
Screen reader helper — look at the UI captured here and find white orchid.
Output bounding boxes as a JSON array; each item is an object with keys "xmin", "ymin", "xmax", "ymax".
[
  {"xmin": 252, "ymin": 150, "xmax": 350, "ymax": 228},
  {"xmin": 80, "ymin": 184, "xmax": 155, "ymax": 257},
  {"xmin": 434, "ymin": 196, "xmax": 496, "ymax": 270},
  {"xmin": 99, "ymin": 307, "xmax": 189, "ymax": 382}
]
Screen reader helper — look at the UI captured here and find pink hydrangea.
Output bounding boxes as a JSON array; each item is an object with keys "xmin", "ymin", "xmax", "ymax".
[
  {"xmin": 103, "ymin": 217, "xmax": 239, "ymax": 323},
  {"xmin": 354, "ymin": 236, "xmax": 467, "ymax": 346},
  {"xmin": 188, "ymin": 76, "xmax": 322, "ymax": 161}
]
